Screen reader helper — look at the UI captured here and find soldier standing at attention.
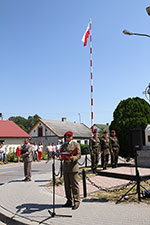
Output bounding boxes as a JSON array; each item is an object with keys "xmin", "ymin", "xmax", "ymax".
[
  {"xmin": 89, "ymin": 129, "xmax": 100, "ymax": 173},
  {"xmin": 110, "ymin": 130, "xmax": 120, "ymax": 168},
  {"xmin": 60, "ymin": 131, "xmax": 81, "ymax": 210},
  {"xmin": 100, "ymin": 131, "xmax": 112, "ymax": 170},
  {"xmin": 20, "ymin": 139, "xmax": 32, "ymax": 182}
]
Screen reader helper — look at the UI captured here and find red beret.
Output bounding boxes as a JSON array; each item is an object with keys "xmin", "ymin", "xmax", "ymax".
[
  {"xmin": 111, "ymin": 130, "xmax": 115, "ymax": 133},
  {"xmin": 93, "ymin": 129, "xmax": 98, "ymax": 133},
  {"xmin": 64, "ymin": 131, "xmax": 73, "ymax": 137},
  {"xmin": 103, "ymin": 130, "xmax": 108, "ymax": 134}
]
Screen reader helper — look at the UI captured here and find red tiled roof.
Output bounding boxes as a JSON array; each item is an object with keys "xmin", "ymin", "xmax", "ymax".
[{"xmin": 0, "ymin": 120, "xmax": 30, "ymax": 138}]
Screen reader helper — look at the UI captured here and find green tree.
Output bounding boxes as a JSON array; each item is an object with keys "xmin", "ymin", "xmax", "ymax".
[
  {"xmin": 110, "ymin": 97, "xmax": 150, "ymax": 157},
  {"xmin": 8, "ymin": 114, "xmax": 41, "ymax": 133},
  {"xmin": 8, "ymin": 116, "xmax": 28, "ymax": 132}
]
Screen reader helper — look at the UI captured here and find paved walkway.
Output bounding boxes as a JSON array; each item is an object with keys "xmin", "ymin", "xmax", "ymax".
[{"xmin": 0, "ymin": 162, "xmax": 150, "ymax": 225}]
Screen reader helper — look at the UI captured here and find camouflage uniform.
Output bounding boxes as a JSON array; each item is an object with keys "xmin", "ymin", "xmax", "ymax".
[
  {"xmin": 100, "ymin": 136, "xmax": 111, "ymax": 169},
  {"xmin": 89, "ymin": 137, "xmax": 101, "ymax": 172},
  {"xmin": 110, "ymin": 136, "xmax": 120, "ymax": 168}
]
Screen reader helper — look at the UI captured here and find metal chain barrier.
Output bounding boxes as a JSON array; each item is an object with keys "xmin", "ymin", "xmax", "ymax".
[
  {"xmin": 87, "ymin": 157, "xmax": 91, "ymax": 162},
  {"xmin": 144, "ymin": 180, "xmax": 150, "ymax": 186},
  {"xmin": 85, "ymin": 175, "xmax": 133, "ymax": 193},
  {"xmin": 78, "ymin": 158, "xmax": 86, "ymax": 166},
  {"xmin": 118, "ymin": 156, "xmax": 134, "ymax": 163}
]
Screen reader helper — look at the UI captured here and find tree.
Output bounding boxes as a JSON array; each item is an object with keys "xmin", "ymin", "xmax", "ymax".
[
  {"xmin": 8, "ymin": 114, "xmax": 41, "ymax": 133},
  {"xmin": 110, "ymin": 97, "xmax": 150, "ymax": 157}
]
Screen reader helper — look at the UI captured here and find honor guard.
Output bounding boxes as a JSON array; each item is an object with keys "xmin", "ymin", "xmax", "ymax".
[
  {"xmin": 89, "ymin": 129, "xmax": 101, "ymax": 173},
  {"xmin": 110, "ymin": 130, "xmax": 120, "ymax": 168},
  {"xmin": 100, "ymin": 131, "xmax": 112, "ymax": 170}
]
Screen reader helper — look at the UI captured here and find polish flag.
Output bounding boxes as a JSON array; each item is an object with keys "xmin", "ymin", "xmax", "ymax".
[{"xmin": 82, "ymin": 23, "xmax": 90, "ymax": 46}]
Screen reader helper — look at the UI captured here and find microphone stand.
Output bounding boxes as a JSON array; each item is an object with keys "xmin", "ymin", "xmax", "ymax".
[
  {"xmin": 39, "ymin": 155, "xmax": 72, "ymax": 224},
  {"xmin": 48, "ymin": 154, "xmax": 72, "ymax": 218}
]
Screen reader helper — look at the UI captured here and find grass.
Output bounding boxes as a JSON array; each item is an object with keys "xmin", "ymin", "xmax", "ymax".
[
  {"xmin": 47, "ymin": 166, "xmax": 150, "ymax": 204},
  {"xmin": 87, "ymin": 179, "xmax": 150, "ymax": 204}
]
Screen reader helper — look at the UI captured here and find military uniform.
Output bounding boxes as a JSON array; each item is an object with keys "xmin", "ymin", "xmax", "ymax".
[
  {"xmin": 110, "ymin": 134, "xmax": 120, "ymax": 168},
  {"xmin": 21, "ymin": 142, "xmax": 32, "ymax": 181},
  {"xmin": 61, "ymin": 139, "xmax": 81, "ymax": 207},
  {"xmin": 89, "ymin": 136, "xmax": 100, "ymax": 172},
  {"xmin": 100, "ymin": 135, "xmax": 111, "ymax": 169}
]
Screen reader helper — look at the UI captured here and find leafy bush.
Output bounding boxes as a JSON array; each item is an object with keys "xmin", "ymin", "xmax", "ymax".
[
  {"xmin": 80, "ymin": 144, "xmax": 90, "ymax": 155},
  {"xmin": 110, "ymin": 97, "xmax": 150, "ymax": 157},
  {"xmin": 41, "ymin": 152, "xmax": 48, "ymax": 160},
  {"xmin": 7, "ymin": 152, "xmax": 23, "ymax": 162}
]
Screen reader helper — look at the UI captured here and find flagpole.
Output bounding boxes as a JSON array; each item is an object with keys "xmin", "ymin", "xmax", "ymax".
[{"xmin": 89, "ymin": 18, "xmax": 94, "ymax": 133}]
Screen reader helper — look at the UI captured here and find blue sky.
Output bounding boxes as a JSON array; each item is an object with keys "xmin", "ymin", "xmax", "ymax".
[{"xmin": 0, "ymin": 0, "xmax": 150, "ymax": 127}]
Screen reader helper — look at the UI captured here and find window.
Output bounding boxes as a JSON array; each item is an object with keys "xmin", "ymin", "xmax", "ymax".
[
  {"xmin": 148, "ymin": 135, "xmax": 150, "ymax": 142},
  {"xmin": 84, "ymin": 140, "xmax": 88, "ymax": 145},
  {"xmin": 77, "ymin": 140, "xmax": 81, "ymax": 144},
  {"xmin": 38, "ymin": 127, "xmax": 43, "ymax": 137}
]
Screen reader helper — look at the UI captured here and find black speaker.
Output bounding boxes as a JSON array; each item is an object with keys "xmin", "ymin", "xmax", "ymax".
[{"xmin": 129, "ymin": 128, "xmax": 143, "ymax": 151}]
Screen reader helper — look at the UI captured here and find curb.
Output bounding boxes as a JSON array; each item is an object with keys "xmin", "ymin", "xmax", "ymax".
[{"xmin": 0, "ymin": 211, "xmax": 27, "ymax": 225}]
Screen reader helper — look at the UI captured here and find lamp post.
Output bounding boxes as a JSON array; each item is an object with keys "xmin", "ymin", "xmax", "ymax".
[
  {"xmin": 123, "ymin": 29, "xmax": 150, "ymax": 38},
  {"xmin": 123, "ymin": 29, "xmax": 150, "ymax": 103},
  {"xmin": 143, "ymin": 83, "xmax": 150, "ymax": 103},
  {"xmin": 146, "ymin": 6, "xmax": 150, "ymax": 16}
]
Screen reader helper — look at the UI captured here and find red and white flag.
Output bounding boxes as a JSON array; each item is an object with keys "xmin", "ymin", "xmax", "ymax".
[{"xmin": 82, "ymin": 23, "xmax": 90, "ymax": 46}]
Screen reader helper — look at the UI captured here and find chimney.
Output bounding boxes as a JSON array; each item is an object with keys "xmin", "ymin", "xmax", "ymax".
[{"xmin": 62, "ymin": 117, "xmax": 67, "ymax": 122}]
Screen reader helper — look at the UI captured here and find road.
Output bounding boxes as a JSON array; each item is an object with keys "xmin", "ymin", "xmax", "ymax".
[
  {"xmin": 0, "ymin": 160, "xmax": 61, "ymax": 184},
  {"xmin": 0, "ymin": 156, "xmax": 88, "ymax": 184}
]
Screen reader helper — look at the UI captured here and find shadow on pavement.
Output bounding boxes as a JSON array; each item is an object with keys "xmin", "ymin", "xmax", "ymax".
[
  {"xmin": 8, "ymin": 180, "xmax": 25, "ymax": 183},
  {"xmin": 16, "ymin": 203, "xmax": 62, "ymax": 214},
  {"xmin": 34, "ymin": 180, "xmax": 50, "ymax": 182},
  {"xmin": 82, "ymin": 198, "xmax": 108, "ymax": 203}
]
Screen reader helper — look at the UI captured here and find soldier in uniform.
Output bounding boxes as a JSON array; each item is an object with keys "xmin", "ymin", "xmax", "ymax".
[
  {"xmin": 110, "ymin": 130, "xmax": 120, "ymax": 168},
  {"xmin": 89, "ymin": 129, "xmax": 100, "ymax": 173},
  {"xmin": 60, "ymin": 131, "xmax": 81, "ymax": 210},
  {"xmin": 100, "ymin": 131, "xmax": 112, "ymax": 170},
  {"xmin": 20, "ymin": 138, "xmax": 33, "ymax": 182}
]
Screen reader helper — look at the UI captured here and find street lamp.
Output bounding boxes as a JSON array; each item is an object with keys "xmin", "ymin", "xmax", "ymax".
[
  {"xmin": 123, "ymin": 29, "xmax": 150, "ymax": 38},
  {"xmin": 146, "ymin": 6, "xmax": 150, "ymax": 16},
  {"xmin": 123, "ymin": 29, "xmax": 150, "ymax": 103},
  {"xmin": 143, "ymin": 83, "xmax": 150, "ymax": 103}
]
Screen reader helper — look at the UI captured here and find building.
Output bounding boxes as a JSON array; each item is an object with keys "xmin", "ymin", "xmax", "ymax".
[
  {"xmin": 0, "ymin": 120, "xmax": 30, "ymax": 152},
  {"xmin": 29, "ymin": 118, "xmax": 92, "ymax": 147},
  {"xmin": 145, "ymin": 125, "xmax": 150, "ymax": 147},
  {"xmin": 93, "ymin": 123, "xmax": 109, "ymax": 137}
]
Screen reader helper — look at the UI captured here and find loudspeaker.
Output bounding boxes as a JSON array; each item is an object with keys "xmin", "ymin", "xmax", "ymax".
[{"xmin": 129, "ymin": 128, "xmax": 143, "ymax": 151}]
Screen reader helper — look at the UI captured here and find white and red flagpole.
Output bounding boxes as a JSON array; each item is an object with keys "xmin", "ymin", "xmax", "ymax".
[{"xmin": 82, "ymin": 18, "xmax": 94, "ymax": 133}]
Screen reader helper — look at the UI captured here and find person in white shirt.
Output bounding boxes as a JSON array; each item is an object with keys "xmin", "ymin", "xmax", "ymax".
[
  {"xmin": 33, "ymin": 142, "xmax": 38, "ymax": 161},
  {"xmin": 0, "ymin": 141, "xmax": 7, "ymax": 164},
  {"xmin": 51, "ymin": 143, "xmax": 56, "ymax": 158},
  {"xmin": 46, "ymin": 143, "xmax": 53, "ymax": 160},
  {"xmin": 56, "ymin": 141, "xmax": 61, "ymax": 158},
  {"xmin": 38, "ymin": 142, "xmax": 43, "ymax": 161}
]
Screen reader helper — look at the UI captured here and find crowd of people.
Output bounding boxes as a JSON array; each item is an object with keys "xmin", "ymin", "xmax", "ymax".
[
  {"xmin": 16, "ymin": 142, "xmax": 44, "ymax": 163},
  {"xmin": 15, "ymin": 141, "xmax": 62, "ymax": 163}
]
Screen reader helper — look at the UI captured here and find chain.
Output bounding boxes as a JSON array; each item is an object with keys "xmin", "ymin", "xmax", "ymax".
[
  {"xmin": 86, "ymin": 175, "xmax": 133, "ymax": 193},
  {"xmin": 87, "ymin": 157, "xmax": 91, "ymax": 162},
  {"xmin": 54, "ymin": 163, "xmax": 61, "ymax": 177},
  {"xmin": 118, "ymin": 156, "xmax": 134, "ymax": 163},
  {"xmin": 144, "ymin": 180, "xmax": 150, "ymax": 186},
  {"xmin": 78, "ymin": 159, "xmax": 86, "ymax": 166}
]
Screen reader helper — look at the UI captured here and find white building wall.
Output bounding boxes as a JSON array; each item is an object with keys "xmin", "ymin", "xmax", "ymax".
[
  {"xmin": 145, "ymin": 125, "xmax": 150, "ymax": 146},
  {"xmin": 30, "ymin": 122, "xmax": 55, "ymax": 137},
  {"xmin": 0, "ymin": 138, "xmax": 25, "ymax": 153}
]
